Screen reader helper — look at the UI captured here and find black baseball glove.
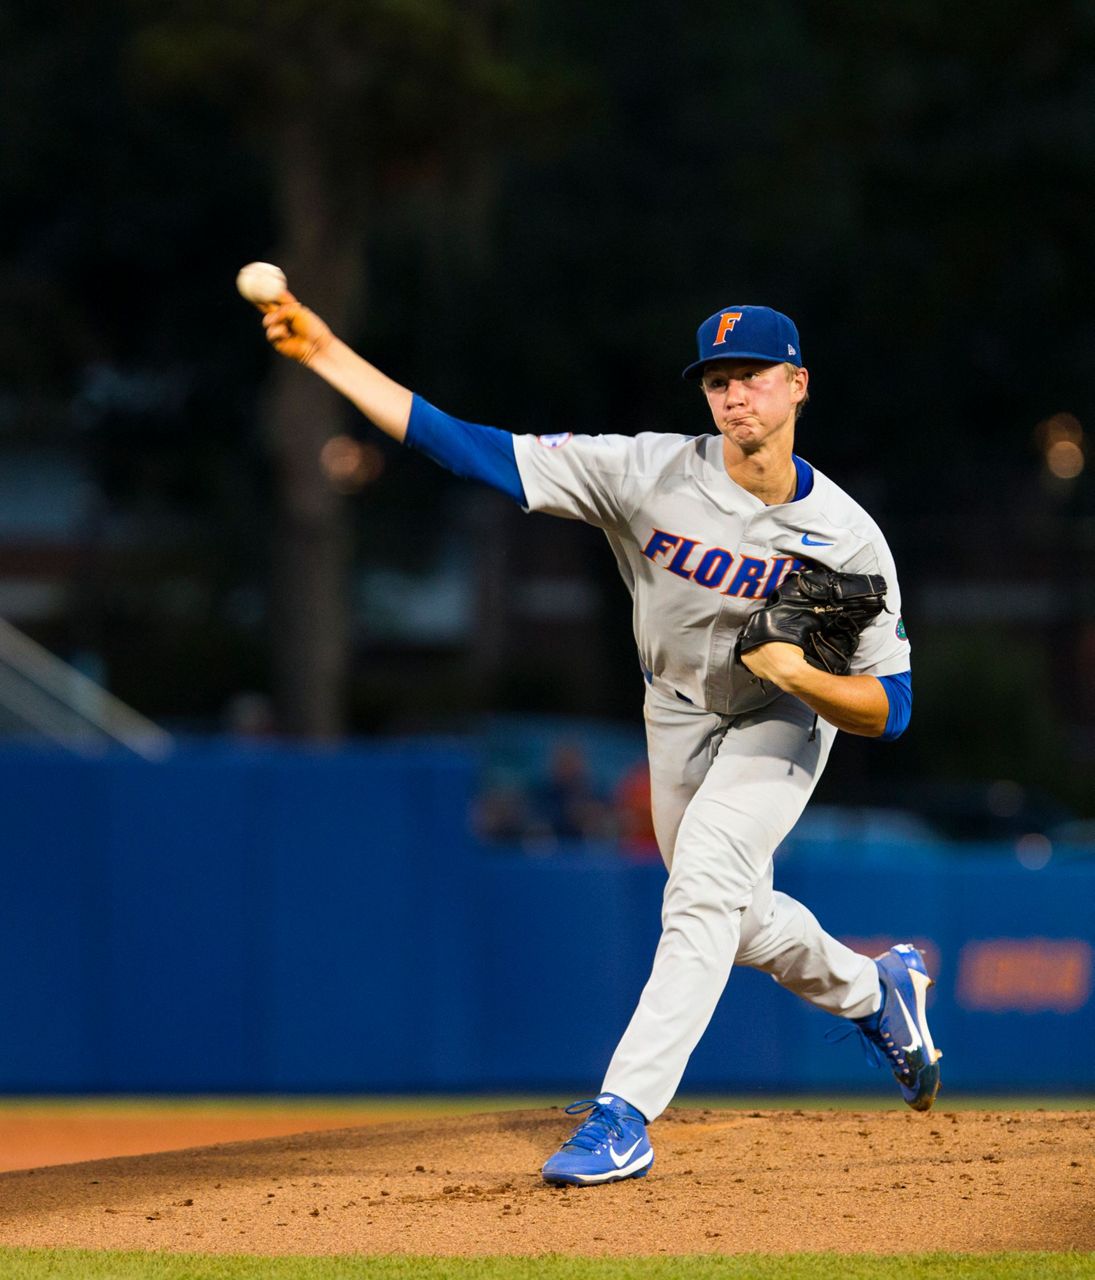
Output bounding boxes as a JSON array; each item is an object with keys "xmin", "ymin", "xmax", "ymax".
[{"xmin": 737, "ymin": 569, "xmax": 888, "ymax": 675}]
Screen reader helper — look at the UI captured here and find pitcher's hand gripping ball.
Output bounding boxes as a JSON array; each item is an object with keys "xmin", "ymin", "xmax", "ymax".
[
  {"xmin": 737, "ymin": 569, "xmax": 887, "ymax": 675},
  {"xmin": 234, "ymin": 262, "xmax": 334, "ymax": 369},
  {"xmin": 235, "ymin": 261, "xmax": 288, "ymax": 306}
]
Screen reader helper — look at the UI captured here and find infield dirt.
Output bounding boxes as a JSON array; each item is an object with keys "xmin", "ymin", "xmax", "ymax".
[{"xmin": 0, "ymin": 1108, "xmax": 1090, "ymax": 1256}]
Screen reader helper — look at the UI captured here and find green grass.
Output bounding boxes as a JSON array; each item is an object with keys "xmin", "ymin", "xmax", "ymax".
[
  {"xmin": 0, "ymin": 1253, "xmax": 1092, "ymax": 1280},
  {"xmin": 0, "ymin": 1251, "xmax": 1092, "ymax": 1279}
]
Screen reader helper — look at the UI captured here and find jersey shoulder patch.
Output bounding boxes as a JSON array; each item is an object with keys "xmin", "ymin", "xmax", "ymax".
[{"xmin": 537, "ymin": 432, "xmax": 573, "ymax": 449}]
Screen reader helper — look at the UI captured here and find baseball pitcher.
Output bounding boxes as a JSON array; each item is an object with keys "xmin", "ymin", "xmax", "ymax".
[{"xmin": 256, "ymin": 292, "xmax": 941, "ymax": 1186}]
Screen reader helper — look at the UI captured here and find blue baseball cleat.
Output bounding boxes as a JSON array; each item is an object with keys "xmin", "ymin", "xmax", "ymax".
[
  {"xmin": 541, "ymin": 1094, "xmax": 653, "ymax": 1186},
  {"xmin": 851, "ymin": 943, "xmax": 943, "ymax": 1111}
]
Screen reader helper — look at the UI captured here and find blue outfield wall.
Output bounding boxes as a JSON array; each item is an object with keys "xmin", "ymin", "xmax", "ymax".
[{"xmin": 1, "ymin": 742, "xmax": 1092, "ymax": 1095}]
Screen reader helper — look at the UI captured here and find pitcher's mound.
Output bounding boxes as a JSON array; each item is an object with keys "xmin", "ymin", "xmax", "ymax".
[{"xmin": 0, "ymin": 1108, "xmax": 1090, "ymax": 1256}]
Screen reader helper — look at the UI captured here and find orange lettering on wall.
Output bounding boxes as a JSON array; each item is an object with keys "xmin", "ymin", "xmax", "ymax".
[{"xmin": 956, "ymin": 938, "xmax": 1093, "ymax": 1013}]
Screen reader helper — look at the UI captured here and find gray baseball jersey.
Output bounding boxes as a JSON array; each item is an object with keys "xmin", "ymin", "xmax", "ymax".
[{"xmin": 512, "ymin": 430, "xmax": 910, "ymax": 716}]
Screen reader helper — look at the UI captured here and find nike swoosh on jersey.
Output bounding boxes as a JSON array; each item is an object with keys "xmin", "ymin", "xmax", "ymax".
[
  {"xmin": 895, "ymin": 989, "xmax": 924, "ymax": 1054},
  {"xmin": 610, "ymin": 1137, "xmax": 643, "ymax": 1168},
  {"xmin": 801, "ymin": 533, "xmax": 834, "ymax": 546}
]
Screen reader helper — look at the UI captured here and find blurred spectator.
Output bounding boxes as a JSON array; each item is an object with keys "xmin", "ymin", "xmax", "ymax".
[
  {"xmin": 474, "ymin": 779, "xmax": 536, "ymax": 844},
  {"xmin": 474, "ymin": 729, "xmax": 658, "ymax": 854},
  {"xmin": 614, "ymin": 760, "xmax": 661, "ymax": 862},
  {"xmin": 532, "ymin": 742, "xmax": 615, "ymax": 841}
]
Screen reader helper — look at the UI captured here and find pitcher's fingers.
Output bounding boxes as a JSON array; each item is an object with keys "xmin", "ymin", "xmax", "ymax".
[
  {"xmin": 261, "ymin": 299, "xmax": 303, "ymax": 328},
  {"xmin": 258, "ymin": 290, "xmax": 298, "ymax": 316}
]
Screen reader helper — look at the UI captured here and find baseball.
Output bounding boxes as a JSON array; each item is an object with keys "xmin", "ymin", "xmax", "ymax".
[{"xmin": 236, "ymin": 261, "xmax": 287, "ymax": 306}]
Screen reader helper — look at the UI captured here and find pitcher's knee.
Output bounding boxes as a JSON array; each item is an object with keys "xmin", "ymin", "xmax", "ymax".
[
  {"xmin": 744, "ymin": 940, "xmax": 809, "ymax": 981},
  {"xmin": 671, "ymin": 814, "xmax": 775, "ymax": 909},
  {"xmin": 664, "ymin": 858, "xmax": 754, "ymax": 919},
  {"xmin": 659, "ymin": 900, "xmax": 746, "ymax": 973}
]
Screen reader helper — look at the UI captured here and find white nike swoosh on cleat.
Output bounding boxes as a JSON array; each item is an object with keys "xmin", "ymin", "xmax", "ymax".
[
  {"xmin": 610, "ymin": 1137, "xmax": 643, "ymax": 1168},
  {"xmin": 895, "ymin": 988, "xmax": 924, "ymax": 1054}
]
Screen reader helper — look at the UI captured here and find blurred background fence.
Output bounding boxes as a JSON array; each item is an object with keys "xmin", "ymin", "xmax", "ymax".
[{"xmin": 2, "ymin": 742, "xmax": 1090, "ymax": 1096}]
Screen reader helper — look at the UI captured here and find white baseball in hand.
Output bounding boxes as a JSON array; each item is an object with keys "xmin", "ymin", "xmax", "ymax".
[{"xmin": 236, "ymin": 261, "xmax": 287, "ymax": 306}]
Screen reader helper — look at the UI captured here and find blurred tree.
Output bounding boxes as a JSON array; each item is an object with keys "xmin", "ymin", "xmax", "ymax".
[{"xmin": 123, "ymin": 0, "xmax": 572, "ymax": 736}]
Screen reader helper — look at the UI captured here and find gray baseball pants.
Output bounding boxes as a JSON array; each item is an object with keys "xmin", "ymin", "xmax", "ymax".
[{"xmin": 601, "ymin": 683, "xmax": 881, "ymax": 1120}]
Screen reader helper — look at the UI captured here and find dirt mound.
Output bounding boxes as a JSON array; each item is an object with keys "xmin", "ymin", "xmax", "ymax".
[
  {"xmin": 0, "ymin": 1108, "xmax": 1090, "ymax": 1256},
  {"xmin": 0, "ymin": 1105, "xmax": 414, "ymax": 1174}
]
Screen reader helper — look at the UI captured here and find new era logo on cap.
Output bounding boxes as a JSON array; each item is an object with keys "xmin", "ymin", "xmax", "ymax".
[{"xmin": 682, "ymin": 305, "xmax": 803, "ymax": 380}]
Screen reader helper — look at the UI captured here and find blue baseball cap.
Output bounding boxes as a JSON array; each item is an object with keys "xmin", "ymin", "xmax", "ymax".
[{"xmin": 682, "ymin": 305, "xmax": 802, "ymax": 380}]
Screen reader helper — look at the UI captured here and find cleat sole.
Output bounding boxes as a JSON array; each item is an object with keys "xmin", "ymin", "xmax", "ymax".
[{"xmin": 542, "ymin": 1148, "xmax": 654, "ymax": 1186}]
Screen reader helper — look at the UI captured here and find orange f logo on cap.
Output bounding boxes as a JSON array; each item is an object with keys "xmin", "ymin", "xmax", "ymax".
[{"xmin": 713, "ymin": 311, "xmax": 743, "ymax": 345}]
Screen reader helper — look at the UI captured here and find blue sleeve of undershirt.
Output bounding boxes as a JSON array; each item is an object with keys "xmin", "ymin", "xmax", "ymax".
[
  {"xmin": 404, "ymin": 395, "xmax": 527, "ymax": 505},
  {"xmin": 877, "ymin": 670, "xmax": 912, "ymax": 741}
]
